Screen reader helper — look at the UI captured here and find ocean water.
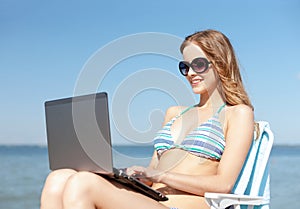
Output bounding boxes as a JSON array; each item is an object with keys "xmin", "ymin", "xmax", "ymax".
[{"xmin": 0, "ymin": 145, "xmax": 299, "ymax": 209}]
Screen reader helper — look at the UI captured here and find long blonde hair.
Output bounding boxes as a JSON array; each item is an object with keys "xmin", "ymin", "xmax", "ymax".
[{"xmin": 180, "ymin": 29, "xmax": 253, "ymax": 110}]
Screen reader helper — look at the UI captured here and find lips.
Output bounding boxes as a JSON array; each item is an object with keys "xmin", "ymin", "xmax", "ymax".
[{"xmin": 190, "ymin": 78, "xmax": 202, "ymax": 86}]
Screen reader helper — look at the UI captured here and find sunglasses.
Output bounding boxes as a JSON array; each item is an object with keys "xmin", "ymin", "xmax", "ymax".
[{"xmin": 178, "ymin": 57, "xmax": 211, "ymax": 76}]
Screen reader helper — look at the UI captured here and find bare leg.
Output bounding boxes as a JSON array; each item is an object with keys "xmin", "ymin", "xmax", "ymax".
[
  {"xmin": 62, "ymin": 171, "xmax": 169, "ymax": 209},
  {"xmin": 40, "ymin": 169, "xmax": 77, "ymax": 209}
]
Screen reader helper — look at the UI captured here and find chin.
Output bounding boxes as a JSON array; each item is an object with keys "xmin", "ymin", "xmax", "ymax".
[{"xmin": 191, "ymin": 86, "xmax": 206, "ymax": 95}]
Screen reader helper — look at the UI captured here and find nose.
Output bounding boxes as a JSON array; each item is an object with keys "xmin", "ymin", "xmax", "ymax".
[{"xmin": 187, "ymin": 67, "xmax": 197, "ymax": 77}]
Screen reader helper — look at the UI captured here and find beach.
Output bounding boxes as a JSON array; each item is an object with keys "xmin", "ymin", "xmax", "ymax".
[{"xmin": 0, "ymin": 145, "xmax": 299, "ymax": 209}]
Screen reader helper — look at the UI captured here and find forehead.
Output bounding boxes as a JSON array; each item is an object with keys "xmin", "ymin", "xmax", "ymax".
[{"xmin": 182, "ymin": 43, "xmax": 207, "ymax": 62}]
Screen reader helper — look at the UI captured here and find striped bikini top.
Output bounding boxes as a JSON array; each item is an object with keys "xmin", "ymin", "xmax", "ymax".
[{"xmin": 153, "ymin": 104, "xmax": 226, "ymax": 160}]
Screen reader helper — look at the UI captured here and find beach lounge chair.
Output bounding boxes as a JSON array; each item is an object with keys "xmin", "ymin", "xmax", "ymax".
[{"xmin": 205, "ymin": 121, "xmax": 274, "ymax": 209}]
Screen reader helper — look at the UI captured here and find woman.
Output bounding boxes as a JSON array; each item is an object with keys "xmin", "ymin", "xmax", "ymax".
[{"xmin": 40, "ymin": 29, "xmax": 254, "ymax": 209}]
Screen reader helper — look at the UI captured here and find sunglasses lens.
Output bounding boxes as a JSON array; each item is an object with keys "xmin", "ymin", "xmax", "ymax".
[
  {"xmin": 192, "ymin": 58, "xmax": 207, "ymax": 73},
  {"xmin": 179, "ymin": 58, "xmax": 209, "ymax": 76},
  {"xmin": 179, "ymin": 62, "xmax": 189, "ymax": 76}
]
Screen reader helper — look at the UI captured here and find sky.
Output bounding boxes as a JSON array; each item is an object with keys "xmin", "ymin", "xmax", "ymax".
[{"xmin": 0, "ymin": 0, "xmax": 299, "ymax": 145}]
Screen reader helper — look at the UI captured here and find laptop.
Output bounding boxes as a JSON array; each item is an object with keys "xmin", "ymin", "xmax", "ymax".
[{"xmin": 44, "ymin": 92, "xmax": 168, "ymax": 201}]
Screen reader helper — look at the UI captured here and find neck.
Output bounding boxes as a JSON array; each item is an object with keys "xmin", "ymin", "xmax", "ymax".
[{"xmin": 197, "ymin": 88, "xmax": 225, "ymax": 109}]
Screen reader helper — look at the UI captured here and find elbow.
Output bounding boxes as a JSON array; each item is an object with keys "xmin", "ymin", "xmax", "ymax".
[
  {"xmin": 224, "ymin": 184, "xmax": 233, "ymax": 194},
  {"xmin": 218, "ymin": 182, "xmax": 234, "ymax": 194}
]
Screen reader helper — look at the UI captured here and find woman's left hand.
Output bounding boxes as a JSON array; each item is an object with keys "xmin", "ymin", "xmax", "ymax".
[
  {"xmin": 126, "ymin": 166, "xmax": 165, "ymax": 184},
  {"xmin": 141, "ymin": 167, "xmax": 165, "ymax": 183}
]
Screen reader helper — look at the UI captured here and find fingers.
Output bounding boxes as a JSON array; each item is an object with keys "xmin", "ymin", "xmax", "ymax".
[
  {"xmin": 126, "ymin": 166, "xmax": 146, "ymax": 176},
  {"xmin": 125, "ymin": 166, "xmax": 164, "ymax": 184}
]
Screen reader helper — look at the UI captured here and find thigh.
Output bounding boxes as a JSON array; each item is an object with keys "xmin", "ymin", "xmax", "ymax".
[
  {"xmin": 64, "ymin": 171, "xmax": 169, "ymax": 209},
  {"xmin": 95, "ymin": 177, "xmax": 170, "ymax": 209}
]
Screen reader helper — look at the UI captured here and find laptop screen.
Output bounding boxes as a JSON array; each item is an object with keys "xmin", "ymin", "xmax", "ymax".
[{"xmin": 45, "ymin": 92, "xmax": 113, "ymax": 173}]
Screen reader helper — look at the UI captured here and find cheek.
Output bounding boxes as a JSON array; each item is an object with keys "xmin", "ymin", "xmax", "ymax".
[{"xmin": 204, "ymin": 72, "xmax": 220, "ymax": 90}]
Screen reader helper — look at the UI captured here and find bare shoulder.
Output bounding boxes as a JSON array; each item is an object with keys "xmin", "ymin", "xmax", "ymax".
[
  {"xmin": 163, "ymin": 106, "xmax": 186, "ymax": 124},
  {"xmin": 225, "ymin": 104, "xmax": 254, "ymax": 136},
  {"xmin": 226, "ymin": 104, "xmax": 253, "ymax": 120}
]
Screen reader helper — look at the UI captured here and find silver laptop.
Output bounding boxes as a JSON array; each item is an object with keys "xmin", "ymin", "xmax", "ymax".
[{"xmin": 44, "ymin": 92, "xmax": 167, "ymax": 201}]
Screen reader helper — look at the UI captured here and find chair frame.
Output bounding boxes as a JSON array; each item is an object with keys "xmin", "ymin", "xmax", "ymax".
[{"xmin": 205, "ymin": 122, "xmax": 274, "ymax": 209}]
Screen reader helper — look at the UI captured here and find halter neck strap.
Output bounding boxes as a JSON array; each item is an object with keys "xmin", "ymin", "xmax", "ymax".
[
  {"xmin": 216, "ymin": 103, "xmax": 226, "ymax": 114},
  {"xmin": 177, "ymin": 103, "xmax": 226, "ymax": 117}
]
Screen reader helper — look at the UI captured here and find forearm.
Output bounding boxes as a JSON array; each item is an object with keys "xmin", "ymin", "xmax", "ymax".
[{"xmin": 158, "ymin": 172, "xmax": 232, "ymax": 196}]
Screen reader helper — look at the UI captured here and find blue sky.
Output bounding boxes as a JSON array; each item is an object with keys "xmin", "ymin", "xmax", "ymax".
[{"xmin": 0, "ymin": 0, "xmax": 299, "ymax": 145}]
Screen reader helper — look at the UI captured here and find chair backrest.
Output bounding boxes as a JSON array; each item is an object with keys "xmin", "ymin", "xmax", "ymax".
[{"xmin": 232, "ymin": 121, "xmax": 274, "ymax": 208}]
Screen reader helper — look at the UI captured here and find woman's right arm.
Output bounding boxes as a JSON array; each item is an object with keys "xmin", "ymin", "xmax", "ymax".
[{"xmin": 126, "ymin": 106, "xmax": 182, "ymax": 185}]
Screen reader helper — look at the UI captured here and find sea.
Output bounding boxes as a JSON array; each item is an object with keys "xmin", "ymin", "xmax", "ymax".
[{"xmin": 0, "ymin": 145, "xmax": 299, "ymax": 209}]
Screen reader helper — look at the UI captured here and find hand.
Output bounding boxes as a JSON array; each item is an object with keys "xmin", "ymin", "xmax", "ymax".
[
  {"xmin": 124, "ymin": 166, "xmax": 150, "ymax": 186},
  {"xmin": 126, "ymin": 166, "xmax": 165, "ymax": 184},
  {"xmin": 126, "ymin": 166, "xmax": 146, "ymax": 177},
  {"xmin": 142, "ymin": 167, "xmax": 166, "ymax": 183}
]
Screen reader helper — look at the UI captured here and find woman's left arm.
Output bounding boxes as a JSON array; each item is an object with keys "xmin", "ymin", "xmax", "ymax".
[{"xmin": 147, "ymin": 104, "xmax": 254, "ymax": 196}]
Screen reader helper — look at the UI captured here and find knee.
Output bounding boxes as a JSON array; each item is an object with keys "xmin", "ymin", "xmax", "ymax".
[
  {"xmin": 63, "ymin": 171, "xmax": 101, "ymax": 194},
  {"xmin": 62, "ymin": 172, "xmax": 108, "ymax": 205},
  {"xmin": 42, "ymin": 169, "xmax": 77, "ymax": 197}
]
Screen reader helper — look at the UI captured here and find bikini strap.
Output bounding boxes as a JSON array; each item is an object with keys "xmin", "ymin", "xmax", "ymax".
[
  {"xmin": 216, "ymin": 103, "xmax": 226, "ymax": 114},
  {"xmin": 176, "ymin": 104, "xmax": 197, "ymax": 118}
]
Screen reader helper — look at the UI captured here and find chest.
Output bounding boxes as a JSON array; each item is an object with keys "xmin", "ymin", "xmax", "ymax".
[{"xmin": 170, "ymin": 109, "xmax": 215, "ymax": 144}]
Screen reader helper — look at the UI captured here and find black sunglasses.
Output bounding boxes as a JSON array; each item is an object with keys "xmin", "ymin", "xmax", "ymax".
[{"xmin": 179, "ymin": 57, "xmax": 211, "ymax": 76}]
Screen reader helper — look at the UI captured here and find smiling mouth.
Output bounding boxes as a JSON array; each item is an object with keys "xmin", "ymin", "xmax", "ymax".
[{"xmin": 190, "ymin": 79, "xmax": 201, "ymax": 86}]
